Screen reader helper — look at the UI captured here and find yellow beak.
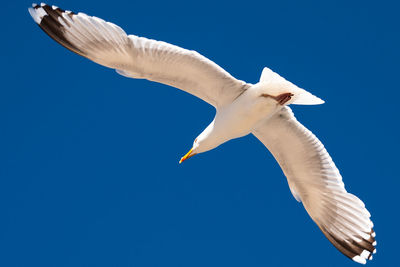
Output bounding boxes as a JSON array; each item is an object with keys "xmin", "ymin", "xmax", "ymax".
[{"xmin": 179, "ymin": 148, "xmax": 196, "ymax": 164}]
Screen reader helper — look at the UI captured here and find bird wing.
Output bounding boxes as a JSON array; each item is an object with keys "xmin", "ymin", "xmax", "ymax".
[
  {"xmin": 252, "ymin": 107, "xmax": 376, "ymax": 264},
  {"xmin": 28, "ymin": 3, "xmax": 250, "ymax": 108}
]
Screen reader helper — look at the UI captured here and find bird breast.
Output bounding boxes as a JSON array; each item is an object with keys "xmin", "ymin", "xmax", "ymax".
[{"xmin": 213, "ymin": 86, "xmax": 281, "ymax": 141}]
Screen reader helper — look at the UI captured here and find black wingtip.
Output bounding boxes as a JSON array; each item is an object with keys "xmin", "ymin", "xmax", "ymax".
[{"xmin": 28, "ymin": 3, "xmax": 85, "ymax": 57}]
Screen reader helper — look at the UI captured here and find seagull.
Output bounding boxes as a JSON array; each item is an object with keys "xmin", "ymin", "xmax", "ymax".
[{"xmin": 28, "ymin": 3, "xmax": 376, "ymax": 264}]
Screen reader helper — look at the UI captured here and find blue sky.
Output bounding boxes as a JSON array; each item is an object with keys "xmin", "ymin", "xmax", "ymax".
[{"xmin": 1, "ymin": 0, "xmax": 399, "ymax": 266}]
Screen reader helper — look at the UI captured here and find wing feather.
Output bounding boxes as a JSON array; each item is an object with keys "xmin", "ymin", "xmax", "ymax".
[
  {"xmin": 28, "ymin": 3, "xmax": 250, "ymax": 108},
  {"xmin": 252, "ymin": 107, "xmax": 376, "ymax": 264}
]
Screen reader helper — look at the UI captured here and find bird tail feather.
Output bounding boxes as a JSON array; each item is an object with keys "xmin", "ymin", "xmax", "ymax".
[
  {"xmin": 291, "ymin": 88, "xmax": 325, "ymax": 105},
  {"xmin": 259, "ymin": 67, "xmax": 324, "ymax": 105}
]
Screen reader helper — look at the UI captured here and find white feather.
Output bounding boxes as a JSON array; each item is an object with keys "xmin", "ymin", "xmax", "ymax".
[{"xmin": 28, "ymin": 6, "xmax": 47, "ymax": 24}]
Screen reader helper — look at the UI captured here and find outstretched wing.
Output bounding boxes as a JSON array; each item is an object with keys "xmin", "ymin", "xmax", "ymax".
[
  {"xmin": 252, "ymin": 107, "xmax": 376, "ymax": 264},
  {"xmin": 28, "ymin": 3, "xmax": 250, "ymax": 108}
]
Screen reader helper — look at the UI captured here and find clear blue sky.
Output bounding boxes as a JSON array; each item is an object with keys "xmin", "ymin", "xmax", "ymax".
[{"xmin": 1, "ymin": 0, "xmax": 398, "ymax": 266}]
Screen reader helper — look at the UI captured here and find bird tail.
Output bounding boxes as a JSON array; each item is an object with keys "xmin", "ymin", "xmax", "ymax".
[
  {"xmin": 259, "ymin": 67, "xmax": 324, "ymax": 105},
  {"xmin": 291, "ymin": 88, "xmax": 325, "ymax": 105}
]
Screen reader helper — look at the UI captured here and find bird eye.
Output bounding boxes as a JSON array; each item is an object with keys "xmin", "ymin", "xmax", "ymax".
[{"xmin": 195, "ymin": 138, "xmax": 198, "ymax": 143}]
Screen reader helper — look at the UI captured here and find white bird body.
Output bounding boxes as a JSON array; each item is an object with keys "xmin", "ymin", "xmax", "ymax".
[
  {"xmin": 195, "ymin": 70, "xmax": 325, "ymax": 153},
  {"xmin": 196, "ymin": 82, "xmax": 294, "ymax": 153},
  {"xmin": 29, "ymin": 3, "xmax": 376, "ymax": 264}
]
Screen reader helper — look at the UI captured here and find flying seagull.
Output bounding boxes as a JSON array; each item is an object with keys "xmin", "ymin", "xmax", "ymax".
[{"xmin": 28, "ymin": 3, "xmax": 376, "ymax": 264}]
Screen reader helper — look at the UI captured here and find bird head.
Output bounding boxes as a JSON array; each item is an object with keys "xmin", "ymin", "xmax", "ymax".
[{"xmin": 179, "ymin": 121, "xmax": 220, "ymax": 164}]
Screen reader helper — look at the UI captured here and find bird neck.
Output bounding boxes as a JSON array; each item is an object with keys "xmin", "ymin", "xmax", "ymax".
[{"xmin": 195, "ymin": 120, "xmax": 227, "ymax": 154}]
